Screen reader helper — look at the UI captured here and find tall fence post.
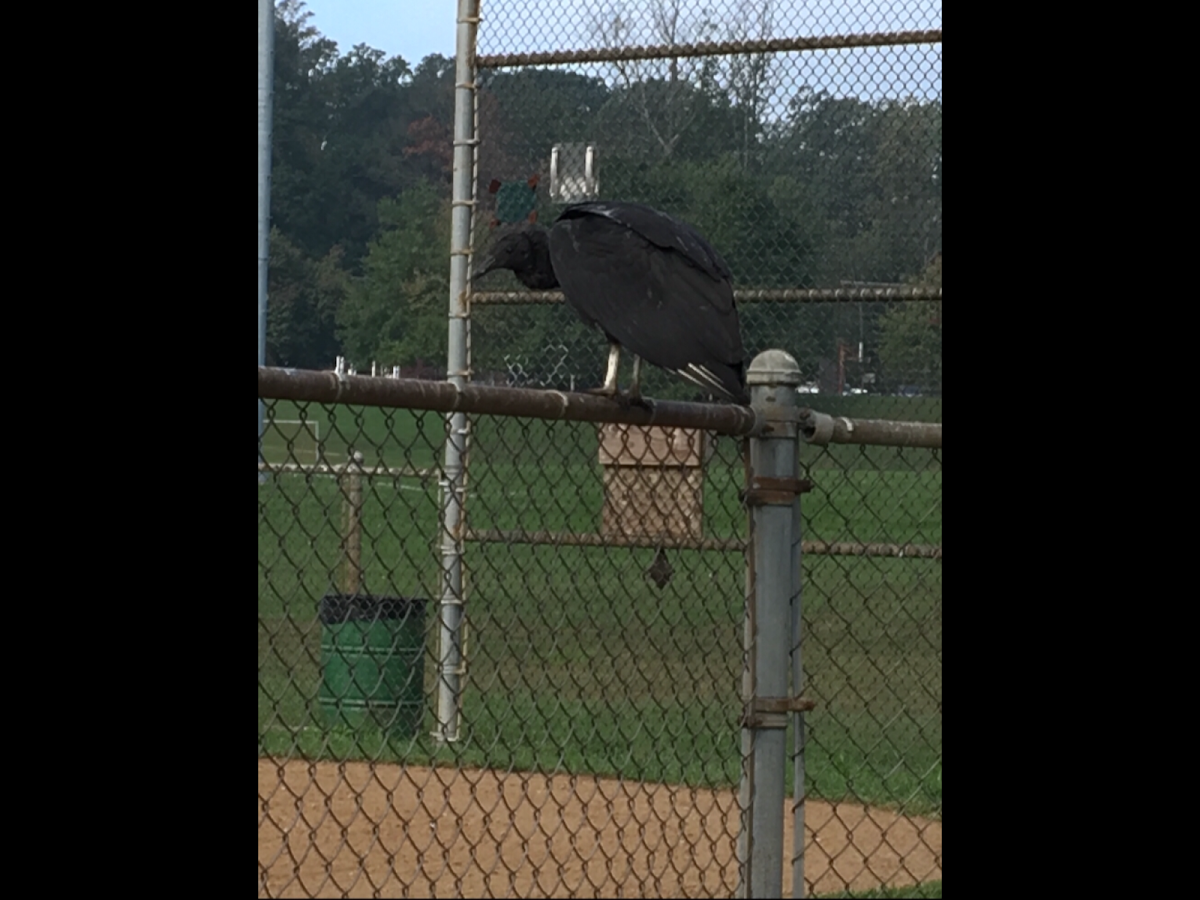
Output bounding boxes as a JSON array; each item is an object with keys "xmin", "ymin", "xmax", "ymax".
[
  {"xmin": 790, "ymin": 393, "xmax": 808, "ymax": 898},
  {"xmin": 739, "ymin": 349, "xmax": 803, "ymax": 899},
  {"xmin": 436, "ymin": 0, "xmax": 481, "ymax": 744},
  {"xmin": 341, "ymin": 451, "xmax": 364, "ymax": 595},
  {"xmin": 257, "ymin": 0, "xmax": 273, "ymax": 482}
]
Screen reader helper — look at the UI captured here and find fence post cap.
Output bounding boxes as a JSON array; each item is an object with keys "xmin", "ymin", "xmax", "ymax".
[{"xmin": 746, "ymin": 349, "xmax": 801, "ymax": 387}]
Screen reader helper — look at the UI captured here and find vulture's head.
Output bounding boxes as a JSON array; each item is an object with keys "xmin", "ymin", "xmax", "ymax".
[{"xmin": 473, "ymin": 226, "xmax": 557, "ymax": 289}]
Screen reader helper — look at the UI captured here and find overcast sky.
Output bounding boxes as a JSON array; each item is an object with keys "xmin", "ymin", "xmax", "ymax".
[
  {"xmin": 297, "ymin": 1, "xmax": 454, "ymax": 65},
  {"xmin": 294, "ymin": 1, "xmax": 941, "ymax": 104}
]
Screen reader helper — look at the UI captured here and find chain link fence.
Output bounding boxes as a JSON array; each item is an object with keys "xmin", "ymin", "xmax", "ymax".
[
  {"xmin": 470, "ymin": 0, "xmax": 941, "ymax": 413},
  {"xmin": 258, "ymin": 370, "xmax": 941, "ymax": 897},
  {"xmin": 259, "ymin": 2, "xmax": 940, "ymax": 896}
]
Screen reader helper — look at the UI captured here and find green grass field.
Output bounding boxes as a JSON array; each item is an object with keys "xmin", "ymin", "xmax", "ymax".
[{"xmin": 259, "ymin": 400, "xmax": 941, "ymax": 822}]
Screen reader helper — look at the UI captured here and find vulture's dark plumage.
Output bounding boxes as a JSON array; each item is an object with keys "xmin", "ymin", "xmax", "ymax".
[{"xmin": 474, "ymin": 201, "xmax": 748, "ymax": 404}]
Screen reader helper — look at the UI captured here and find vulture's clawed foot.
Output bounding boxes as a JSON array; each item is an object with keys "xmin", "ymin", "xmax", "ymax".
[{"xmin": 586, "ymin": 386, "xmax": 620, "ymax": 399}]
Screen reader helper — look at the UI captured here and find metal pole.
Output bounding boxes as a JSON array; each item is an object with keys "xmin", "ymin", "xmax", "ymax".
[
  {"xmin": 436, "ymin": 0, "xmax": 480, "ymax": 744},
  {"xmin": 257, "ymin": 0, "xmax": 274, "ymax": 480},
  {"xmin": 739, "ymin": 349, "xmax": 802, "ymax": 899},
  {"xmin": 798, "ymin": 409, "xmax": 942, "ymax": 449},
  {"xmin": 342, "ymin": 451, "xmax": 364, "ymax": 595},
  {"xmin": 790, "ymin": 408, "xmax": 807, "ymax": 898},
  {"xmin": 257, "ymin": 366, "xmax": 759, "ymax": 435},
  {"xmin": 471, "ymin": 286, "xmax": 943, "ymax": 305}
]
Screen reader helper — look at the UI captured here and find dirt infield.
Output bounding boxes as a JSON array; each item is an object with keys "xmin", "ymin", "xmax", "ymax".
[{"xmin": 259, "ymin": 759, "xmax": 941, "ymax": 897}]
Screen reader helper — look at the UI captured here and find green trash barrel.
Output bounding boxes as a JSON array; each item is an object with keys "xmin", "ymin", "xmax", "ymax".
[{"xmin": 318, "ymin": 593, "xmax": 427, "ymax": 737}]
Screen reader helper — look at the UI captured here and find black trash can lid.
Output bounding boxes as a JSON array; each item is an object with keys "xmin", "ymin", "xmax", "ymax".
[{"xmin": 319, "ymin": 593, "xmax": 428, "ymax": 624}]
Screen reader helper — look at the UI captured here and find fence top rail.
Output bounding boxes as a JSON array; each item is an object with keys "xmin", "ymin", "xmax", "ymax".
[
  {"xmin": 259, "ymin": 368, "xmax": 941, "ymax": 446},
  {"xmin": 258, "ymin": 366, "xmax": 762, "ymax": 436},
  {"xmin": 477, "ymin": 28, "xmax": 943, "ymax": 69},
  {"xmin": 256, "ymin": 461, "xmax": 437, "ymax": 479},
  {"xmin": 472, "ymin": 287, "xmax": 943, "ymax": 306},
  {"xmin": 799, "ymin": 409, "xmax": 942, "ymax": 449}
]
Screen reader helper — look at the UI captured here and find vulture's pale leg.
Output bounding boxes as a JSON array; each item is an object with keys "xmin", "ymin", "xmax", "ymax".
[
  {"xmin": 605, "ymin": 344, "xmax": 621, "ymax": 392},
  {"xmin": 621, "ymin": 355, "xmax": 651, "ymax": 408},
  {"xmin": 588, "ymin": 343, "xmax": 621, "ymax": 397},
  {"xmin": 628, "ymin": 356, "xmax": 643, "ymax": 400}
]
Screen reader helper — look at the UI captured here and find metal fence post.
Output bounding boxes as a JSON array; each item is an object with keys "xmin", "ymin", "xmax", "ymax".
[
  {"xmin": 341, "ymin": 451, "xmax": 364, "ymax": 595},
  {"xmin": 739, "ymin": 349, "xmax": 802, "ymax": 899},
  {"xmin": 436, "ymin": 0, "xmax": 480, "ymax": 744},
  {"xmin": 257, "ymin": 0, "xmax": 273, "ymax": 483},
  {"xmin": 790, "ymin": 402, "xmax": 807, "ymax": 899}
]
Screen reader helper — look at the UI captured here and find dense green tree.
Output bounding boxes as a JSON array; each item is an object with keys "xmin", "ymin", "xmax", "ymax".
[
  {"xmin": 768, "ymin": 88, "xmax": 942, "ymax": 286},
  {"xmin": 266, "ymin": 228, "xmax": 347, "ymax": 369},
  {"xmin": 270, "ymin": 3, "xmax": 454, "ymax": 271},
  {"xmin": 263, "ymin": 2, "xmax": 941, "ymax": 389},
  {"xmin": 877, "ymin": 254, "xmax": 942, "ymax": 393},
  {"xmin": 267, "ymin": 3, "xmax": 456, "ymax": 369},
  {"xmin": 400, "ymin": 54, "xmax": 457, "ymax": 187},
  {"xmin": 270, "ymin": 1, "xmax": 341, "ymax": 260},
  {"xmin": 336, "ymin": 181, "xmax": 450, "ymax": 371},
  {"xmin": 477, "ymin": 69, "xmax": 612, "ymax": 173}
]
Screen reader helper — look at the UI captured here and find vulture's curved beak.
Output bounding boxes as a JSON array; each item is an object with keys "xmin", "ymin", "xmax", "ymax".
[{"xmin": 472, "ymin": 255, "xmax": 497, "ymax": 280}]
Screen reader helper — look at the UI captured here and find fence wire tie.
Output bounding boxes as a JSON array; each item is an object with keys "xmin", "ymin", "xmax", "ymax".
[
  {"xmin": 742, "ymin": 476, "xmax": 813, "ymax": 507},
  {"xmin": 546, "ymin": 390, "xmax": 570, "ymax": 418},
  {"xmin": 741, "ymin": 697, "xmax": 817, "ymax": 729},
  {"xmin": 331, "ymin": 369, "xmax": 348, "ymax": 402}
]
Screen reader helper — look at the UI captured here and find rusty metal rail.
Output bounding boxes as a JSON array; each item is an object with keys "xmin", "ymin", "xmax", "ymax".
[
  {"xmin": 471, "ymin": 287, "xmax": 943, "ymax": 305},
  {"xmin": 258, "ymin": 366, "xmax": 761, "ymax": 437},
  {"xmin": 464, "ymin": 529, "xmax": 746, "ymax": 552},
  {"xmin": 259, "ymin": 367, "xmax": 942, "ymax": 448},
  {"xmin": 799, "ymin": 409, "xmax": 942, "ymax": 449},
  {"xmin": 464, "ymin": 528, "xmax": 941, "ymax": 559},
  {"xmin": 477, "ymin": 29, "xmax": 943, "ymax": 69},
  {"xmin": 257, "ymin": 461, "xmax": 437, "ymax": 480}
]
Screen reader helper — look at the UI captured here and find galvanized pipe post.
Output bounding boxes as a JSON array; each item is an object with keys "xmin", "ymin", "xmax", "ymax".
[
  {"xmin": 739, "ymin": 349, "xmax": 802, "ymax": 899},
  {"xmin": 436, "ymin": 0, "xmax": 480, "ymax": 745},
  {"xmin": 790, "ymin": 400, "xmax": 807, "ymax": 898},
  {"xmin": 341, "ymin": 451, "xmax": 365, "ymax": 595},
  {"xmin": 257, "ymin": 0, "xmax": 274, "ymax": 480}
]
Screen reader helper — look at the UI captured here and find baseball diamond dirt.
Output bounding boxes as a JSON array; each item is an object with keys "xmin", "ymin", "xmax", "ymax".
[{"xmin": 259, "ymin": 758, "xmax": 942, "ymax": 897}]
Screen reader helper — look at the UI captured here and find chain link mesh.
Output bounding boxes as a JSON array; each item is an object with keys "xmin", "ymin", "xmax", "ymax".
[
  {"xmin": 260, "ymin": 2, "xmax": 940, "ymax": 896},
  {"xmin": 471, "ymin": 0, "xmax": 941, "ymax": 413},
  {"xmin": 259, "ymin": 400, "xmax": 941, "ymax": 895}
]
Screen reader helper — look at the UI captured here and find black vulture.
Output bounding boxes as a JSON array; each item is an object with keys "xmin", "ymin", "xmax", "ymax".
[{"xmin": 474, "ymin": 201, "xmax": 749, "ymax": 404}]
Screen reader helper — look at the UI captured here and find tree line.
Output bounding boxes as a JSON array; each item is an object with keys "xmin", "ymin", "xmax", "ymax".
[{"xmin": 266, "ymin": 0, "xmax": 941, "ymax": 394}]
